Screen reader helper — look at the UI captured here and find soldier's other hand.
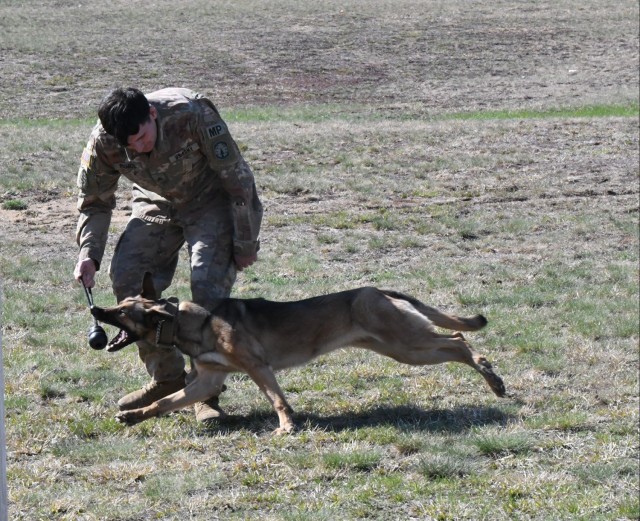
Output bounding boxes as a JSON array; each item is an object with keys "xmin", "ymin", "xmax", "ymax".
[
  {"xmin": 234, "ymin": 253, "xmax": 257, "ymax": 271},
  {"xmin": 74, "ymin": 258, "xmax": 97, "ymax": 288}
]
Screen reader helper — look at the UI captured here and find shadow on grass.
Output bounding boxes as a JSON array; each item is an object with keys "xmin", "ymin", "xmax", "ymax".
[{"xmin": 199, "ymin": 404, "xmax": 513, "ymax": 435}]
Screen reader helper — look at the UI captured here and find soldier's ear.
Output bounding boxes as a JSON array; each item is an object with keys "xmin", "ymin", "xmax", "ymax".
[{"xmin": 141, "ymin": 272, "xmax": 158, "ymax": 300}]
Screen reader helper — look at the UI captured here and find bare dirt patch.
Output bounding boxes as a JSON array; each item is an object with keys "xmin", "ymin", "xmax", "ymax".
[{"xmin": 0, "ymin": 0, "xmax": 637, "ymax": 119}]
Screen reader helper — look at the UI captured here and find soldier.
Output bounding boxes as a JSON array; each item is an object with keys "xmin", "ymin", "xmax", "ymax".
[{"xmin": 73, "ymin": 87, "xmax": 263, "ymax": 422}]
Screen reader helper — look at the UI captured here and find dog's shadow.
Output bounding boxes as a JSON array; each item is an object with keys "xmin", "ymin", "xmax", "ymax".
[{"xmin": 197, "ymin": 404, "xmax": 513, "ymax": 435}]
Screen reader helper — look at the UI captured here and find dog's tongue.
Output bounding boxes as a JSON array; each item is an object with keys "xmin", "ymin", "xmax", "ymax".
[{"xmin": 107, "ymin": 329, "xmax": 131, "ymax": 352}]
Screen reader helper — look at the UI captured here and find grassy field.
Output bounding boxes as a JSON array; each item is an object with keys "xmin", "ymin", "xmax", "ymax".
[{"xmin": 1, "ymin": 1, "xmax": 639, "ymax": 520}]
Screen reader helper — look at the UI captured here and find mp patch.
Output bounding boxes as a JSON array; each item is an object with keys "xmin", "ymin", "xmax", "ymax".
[
  {"xmin": 206, "ymin": 122, "xmax": 227, "ymax": 139},
  {"xmin": 213, "ymin": 141, "xmax": 230, "ymax": 160}
]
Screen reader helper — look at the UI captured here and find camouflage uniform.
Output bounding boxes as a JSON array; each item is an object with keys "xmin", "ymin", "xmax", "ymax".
[{"xmin": 76, "ymin": 88, "xmax": 262, "ymax": 382}]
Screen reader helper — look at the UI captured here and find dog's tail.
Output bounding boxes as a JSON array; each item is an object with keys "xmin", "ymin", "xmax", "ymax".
[{"xmin": 381, "ymin": 290, "xmax": 488, "ymax": 332}]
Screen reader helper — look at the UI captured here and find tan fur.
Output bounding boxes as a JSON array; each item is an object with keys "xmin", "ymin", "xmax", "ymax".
[{"xmin": 91, "ymin": 275, "xmax": 505, "ymax": 434}]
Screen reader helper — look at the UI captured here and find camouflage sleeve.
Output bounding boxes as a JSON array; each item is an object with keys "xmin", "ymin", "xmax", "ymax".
[
  {"xmin": 223, "ymin": 159, "xmax": 263, "ymax": 258},
  {"xmin": 75, "ymin": 134, "xmax": 120, "ymax": 268},
  {"xmin": 194, "ymin": 99, "xmax": 263, "ymax": 258}
]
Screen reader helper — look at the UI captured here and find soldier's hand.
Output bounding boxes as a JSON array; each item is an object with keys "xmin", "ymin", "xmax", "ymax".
[
  {"xmin": 234, "ymin": 253, "xmax": 257, "ymax": 271},
  {"xmin": 74, "ymin": 258, "xmax": 98, "ymax": 288}
]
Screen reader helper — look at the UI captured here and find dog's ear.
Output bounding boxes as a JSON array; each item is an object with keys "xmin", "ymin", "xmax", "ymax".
[
  {"xmin": 147, "ymin": 307, "xmax": 175, "ymax": 324},
  {"xmin": 141, "ymin": 272, "xmax": 158, "ymax": 300}
]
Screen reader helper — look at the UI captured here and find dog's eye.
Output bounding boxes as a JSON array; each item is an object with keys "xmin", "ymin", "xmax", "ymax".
[{"xmin": 119, "ymin": 310, "xmax": 127, "ymax": 316}]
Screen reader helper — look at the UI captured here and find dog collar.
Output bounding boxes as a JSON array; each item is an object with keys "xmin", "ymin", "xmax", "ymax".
[{"xmin": 155, "ymin": 297, "xmax": 180, "ymax": 347}]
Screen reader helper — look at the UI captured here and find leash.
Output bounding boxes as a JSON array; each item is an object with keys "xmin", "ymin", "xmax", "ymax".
[{"xmin": 82, "ymin": 282, "xmax": 95, "ymax": 308}]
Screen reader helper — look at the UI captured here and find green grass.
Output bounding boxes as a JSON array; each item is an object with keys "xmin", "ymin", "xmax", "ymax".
[
  {"xmin": 322, "ymin": 450, "xmax": 383, "ymax": 472},
  {"xmin": 418, "ymin": 454, "xmax": 478, "ymax": 480},
  {"xmin": 471, "ymin": 431, "xmax": 534, "ymax": 457},
  {"xmin": 225, "ymin": 102, "xmax": 640, "ymax": 123},
  {"xmin": 2, "ymin": 101, "xmax": 635, "ymax": 129},
  {"xmin": 1, "ymin": 100, "xmax": 635, "ymax": 195},
  {"xmin": 1, "ymin": 199, "xmax": 27, "ymax": 210}
]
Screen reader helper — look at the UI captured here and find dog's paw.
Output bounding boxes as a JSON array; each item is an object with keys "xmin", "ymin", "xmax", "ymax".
[
  {"xmin": 116, "ymin": 410, "xmax": 144, "ymax": 426},
  {"xmin": 484, "ymin": 370, "xmax": 506, "ymax": 397},
  {"xmin": 273, "ymin": 423, "xmax": 296, "ymax": 435},
  {"xmin": 491, "ymin": 376, "xmax": 507, "ymax": 397},
  {"xmin": 477, "ymin": 359, "xmax": 506, "ymax": 397}
]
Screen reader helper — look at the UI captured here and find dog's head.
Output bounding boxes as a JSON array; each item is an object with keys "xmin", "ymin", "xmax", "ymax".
[{"xmin": 90, "ymin": 273, "xmax": 176, "ymax": 352}]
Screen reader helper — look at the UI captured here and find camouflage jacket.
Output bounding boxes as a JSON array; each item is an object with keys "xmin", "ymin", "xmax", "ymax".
[{"xmin": 76, "ymin": 88, "xmax": 262, "ymax": 267}]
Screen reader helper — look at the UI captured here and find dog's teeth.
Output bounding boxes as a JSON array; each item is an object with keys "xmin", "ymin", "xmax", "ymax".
[{"xmin": 105, "ymin": 328, "xmax": 141, "ymax": 353}]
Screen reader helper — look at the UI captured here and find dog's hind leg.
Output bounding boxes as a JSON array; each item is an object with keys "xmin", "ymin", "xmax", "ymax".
[
  {"xmin": 445, "ymin": 333, "xmax": 506, "ymax": 397},
  {"xmin": 427, "ymin": 335, "xmax": 505, "ymax": 397},
  {"xmin": 364, "ymin": 334, "xmax": 506, "ymax": 397}
]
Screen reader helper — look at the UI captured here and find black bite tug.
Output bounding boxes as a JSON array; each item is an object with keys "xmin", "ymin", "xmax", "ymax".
[{"xmin": 82, "ymin": 283, "xmax": 108, "ymax": 350}]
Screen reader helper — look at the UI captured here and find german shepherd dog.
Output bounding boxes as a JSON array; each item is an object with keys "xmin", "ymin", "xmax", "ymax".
[{"xmin": 91, "ymin": 273, "xmax": 505, "ymax": 434}]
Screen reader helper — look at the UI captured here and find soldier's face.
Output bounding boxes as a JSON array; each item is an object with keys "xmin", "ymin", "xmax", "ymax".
[{"xmin": 127, "ymin": 106, "xmax": 158, "ymax": 154}]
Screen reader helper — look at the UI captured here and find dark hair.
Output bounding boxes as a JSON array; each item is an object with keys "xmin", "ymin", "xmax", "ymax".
[{"xmin": 98, "ymin": 88, "xmax": 151, "ymax": 146}]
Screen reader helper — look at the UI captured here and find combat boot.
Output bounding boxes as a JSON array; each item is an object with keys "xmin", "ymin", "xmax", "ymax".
[
  {"xmin": 118, "ymin": 371, "xmax": 187, "ymax": 411},
  {"xmin": 194, "ymin": 391, "xmax": 227, "ymax": 422}
]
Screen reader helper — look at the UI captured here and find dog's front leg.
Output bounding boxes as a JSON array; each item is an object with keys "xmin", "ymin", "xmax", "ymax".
[
  {"xmin": 245, "ymin": 365, "xmax": 295, "ymax": 435},
  {"xmin": 116, "ymin": 400, "xmax": 168, "ymax": 426},
  {"xmin": 116, "ymin": 375, "xmax": 224, "ymax": 426}
]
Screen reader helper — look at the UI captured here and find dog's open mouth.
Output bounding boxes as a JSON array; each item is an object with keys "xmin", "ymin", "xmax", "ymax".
[{"xmin": 107, "ymin": 329, "xmax": 138, "ymax": 352}]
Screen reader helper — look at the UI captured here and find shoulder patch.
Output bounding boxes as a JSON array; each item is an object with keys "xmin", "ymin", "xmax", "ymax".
[
  {"xmin": 205, "ymin": 121, "xmax": 228, "ymax": 140},
  {"xmin": 213, "ymin": 141, "xmax": 230, "ymax": 160},
  {"xmin": 80, "ymin": 146, "xmax": 94, "ymax": 169}
]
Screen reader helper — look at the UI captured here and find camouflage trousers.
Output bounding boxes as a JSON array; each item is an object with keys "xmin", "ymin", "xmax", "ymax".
[{"xmin": 108, "ymin": 189, "xmax": 236, "ymax": 383}]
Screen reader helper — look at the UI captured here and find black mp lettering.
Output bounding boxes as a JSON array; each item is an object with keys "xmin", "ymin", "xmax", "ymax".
[{"xmin": 207, "ymin": 124, "xmax": 224, "ymax": 138}]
